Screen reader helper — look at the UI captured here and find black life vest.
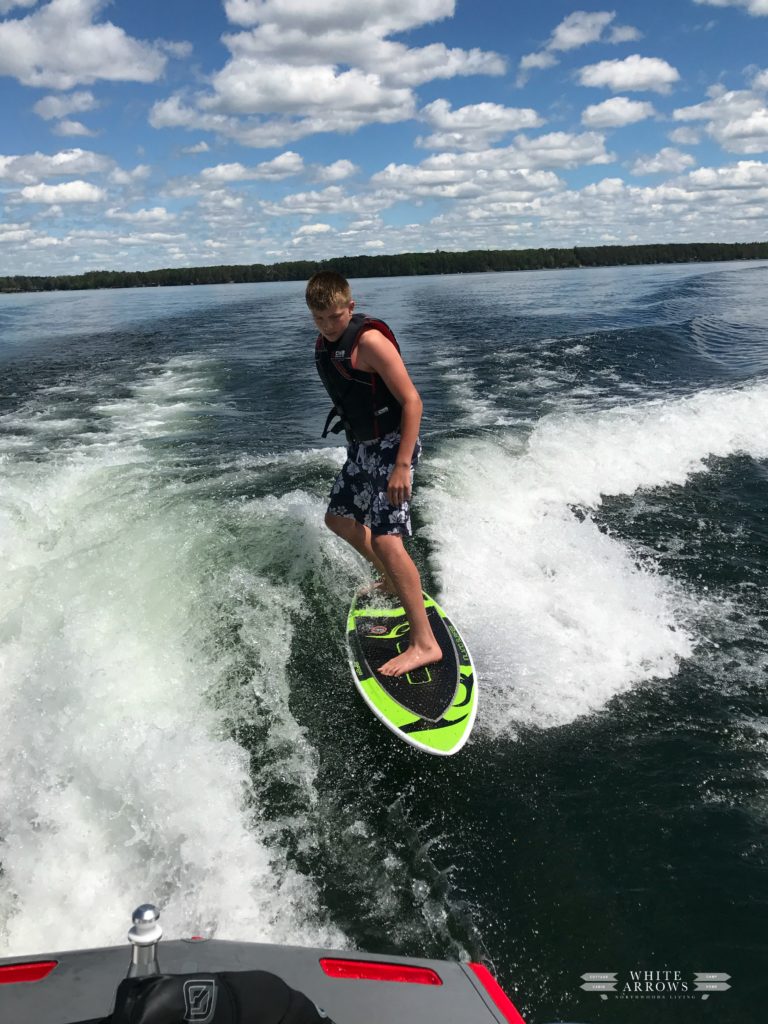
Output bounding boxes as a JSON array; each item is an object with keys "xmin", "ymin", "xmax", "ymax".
[{"xmin": 315, "ymin": 313, "xmax": 403, "ymax": 442}]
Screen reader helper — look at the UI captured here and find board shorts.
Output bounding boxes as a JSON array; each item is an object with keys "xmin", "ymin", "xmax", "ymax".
[{"xmin": 327, "ymin": 431, "xmax": 422, "ymax": 536}]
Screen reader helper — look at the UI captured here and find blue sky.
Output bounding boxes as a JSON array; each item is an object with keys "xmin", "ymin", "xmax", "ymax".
[{"xmin": 1, "ymin": 0, "xmax": 768, "ymax": 275}]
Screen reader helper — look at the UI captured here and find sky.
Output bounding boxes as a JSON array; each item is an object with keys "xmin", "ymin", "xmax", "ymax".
[{"xmin": 1, "ymin": 0, "xmax": 768, "ymax": 276}]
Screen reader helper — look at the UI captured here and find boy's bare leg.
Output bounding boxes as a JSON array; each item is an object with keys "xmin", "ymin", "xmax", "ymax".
[
  {"xmin": 370, "ymin": 533, "xmax": 442, "ymax": 677},
  {"xmin": 325, "ymin": 513, "xmax": 396, "ymax": 592}
]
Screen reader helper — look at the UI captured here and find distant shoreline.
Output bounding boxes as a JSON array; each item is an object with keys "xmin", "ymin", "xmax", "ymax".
[{"xmin": 2, "ymin": 241, "xmax": 767, "ymax": 294}]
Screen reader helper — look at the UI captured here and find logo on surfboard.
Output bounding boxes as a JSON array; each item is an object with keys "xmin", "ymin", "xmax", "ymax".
[{"xmin": 363, "ymin": 621, "xmax": 411, "ymax": 639}]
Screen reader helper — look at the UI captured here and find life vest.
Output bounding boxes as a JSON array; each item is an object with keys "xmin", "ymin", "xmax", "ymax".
[{"xmin": 315, "ymin": 313, "xmax": 403, "ymax": 442}]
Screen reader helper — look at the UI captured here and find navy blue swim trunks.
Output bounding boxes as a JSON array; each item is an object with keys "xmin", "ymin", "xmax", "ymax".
[{"xmin": 327, "ymin": 431, "xmax": 422, "ymax": 536}]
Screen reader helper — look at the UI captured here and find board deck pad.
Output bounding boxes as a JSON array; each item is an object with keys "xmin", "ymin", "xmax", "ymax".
[{"xmin": 346, "ymin": 589, "xmax": 478, "ymax": 755}]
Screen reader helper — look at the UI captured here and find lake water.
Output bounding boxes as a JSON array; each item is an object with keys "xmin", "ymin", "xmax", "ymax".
[{"xmin": 1, "ymin": 262, "xmax": 767, "ymax": 1022}]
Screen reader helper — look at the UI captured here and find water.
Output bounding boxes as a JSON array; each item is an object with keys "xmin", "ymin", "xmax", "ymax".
[{"xmin": 1, "ymin": 263, "xmax": 767, "ymax": 1022}]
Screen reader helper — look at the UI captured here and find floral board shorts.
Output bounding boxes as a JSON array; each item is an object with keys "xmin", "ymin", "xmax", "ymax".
[{"xmin": 327, "ymin": 431, "xmax": 422, "ymax": 536}]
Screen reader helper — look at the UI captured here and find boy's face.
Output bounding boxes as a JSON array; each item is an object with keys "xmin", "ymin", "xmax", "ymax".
[{"xmin": 311, "ymin": 299, "xmax": 355, "ymax": 342}]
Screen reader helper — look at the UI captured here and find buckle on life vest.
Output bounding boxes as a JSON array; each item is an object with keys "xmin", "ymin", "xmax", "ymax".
[{"xmin": 321, "ymin": 406, "xmax": 348, "ymax": 438}]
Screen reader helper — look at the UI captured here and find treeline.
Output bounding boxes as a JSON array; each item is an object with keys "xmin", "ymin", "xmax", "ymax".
[{"xmin": 2, "ymin": 241, "xmax": 768, "ymax": 293}]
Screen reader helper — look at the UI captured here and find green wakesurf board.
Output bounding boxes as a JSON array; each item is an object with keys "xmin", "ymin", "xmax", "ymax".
[{"xmin": 346, "ymin": 589, "xmax": 478, "ymax": 755}]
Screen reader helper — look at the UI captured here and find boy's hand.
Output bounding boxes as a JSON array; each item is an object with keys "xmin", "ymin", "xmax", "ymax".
[{"xmin": 388, "ymin": 463, "xmax": 412, "ymax": 506}]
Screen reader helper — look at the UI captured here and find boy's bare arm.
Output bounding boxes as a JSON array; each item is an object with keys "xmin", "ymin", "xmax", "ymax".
[{"xmin": 355, "ymin": 329, "xmax": 423, "ymax": 504}]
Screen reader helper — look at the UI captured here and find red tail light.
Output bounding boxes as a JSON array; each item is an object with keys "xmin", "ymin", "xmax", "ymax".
[
  {"xmin": 469, "ymin": 962, "xmax": 526, "ymax": 1023},
  {"xmin": 0, "ymin": 961, "xmax": 58, "ymax": 985},
  {"xmin": 320, "ymin": 957, "xmax": 442, "ymax": 985}
]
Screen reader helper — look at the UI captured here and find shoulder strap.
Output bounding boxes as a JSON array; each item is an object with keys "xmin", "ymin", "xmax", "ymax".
[{"xmin": 348, "ymin": 317, "xmax": 399, "ymax": 366}]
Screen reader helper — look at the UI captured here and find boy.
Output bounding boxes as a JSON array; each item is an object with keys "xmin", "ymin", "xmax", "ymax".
[{"xmin": 306, "ymin": 270, "xmax": 441, "ymax": 678}]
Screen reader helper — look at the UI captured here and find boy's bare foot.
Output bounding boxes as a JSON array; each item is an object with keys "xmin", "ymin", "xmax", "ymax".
[
  {"xmin": 358, "ymin": 577, "xmax": 398, "ymax": 597},
  {"xmin": 378, "ymin": 641, "xmax": 443, "ymax": 677}
]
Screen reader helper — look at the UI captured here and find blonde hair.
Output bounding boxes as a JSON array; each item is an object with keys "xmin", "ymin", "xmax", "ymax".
[{"xmin": 305, "ymin": 270, "xmax": 352, "ymax": 311}]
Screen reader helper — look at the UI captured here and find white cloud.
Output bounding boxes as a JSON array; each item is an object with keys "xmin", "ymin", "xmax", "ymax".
[
  {"xmin": 181, "ymin": 141, "xmax": 210, "ymax": 155},
  {"xmin": 201, "ymin": 151, "xmax": 304, "ymax": 183},
  {"xmin": 516, "ymin": 51, "xmax": 558, "ymax": 87},
  {"xmin": 106, "ymin": 206, "xmax": 173, "ymax": 223},
  {"xmin": 582, "ymin": 96, "xmax": 656, "ymax": 127},
  {"xmin": 150, "ymin": 96, "xmax": 307, "ymax": 149},
  {"xmin": 582, "ymin": 176, "xmax": 627, "ymax": 197},
  {"xmin": 117, "ymin": 231, "xmax": 184, "ymax": 245},
  {"xmin": 109, "ymin": 164, "xmax": 150, "ymax": 185},
  {"xmin": 0, "ymin": 224, "xmax": 35, "ymax": 244},
  {"xmin": 29, "ymin": 234, "xmax": 63, "ymax": 247},
  {"xmin": 373, "ymin": 43, "xmax": 504, "ymax": 88},
  {"xmin": 52, "ymin": 119, "xmax": 97, "ymax": 137},
  {"xmin": 519, "ymin": 51, "xmax": 558, "ymax": 72},
  {"xmin": 223, "ymin": 0, "xmax": 456, "ymax": 34},
  {"xmin": 578, "ymin": 54, "xmax": 680, "ymax": 93},
  {"xmin": 33, "ymin": 91, "xmax": 98, "ymax": 137},
  {"xmin": 0, "ymin": 147, "xmax": 111, "ymax": 184},
  {"xmin": 550, "ymin": 11, "xmax": 616, "ymax": 50},
  {"xmin": 151, "ymin": 0, "xmax": 503, "ymax": 146},
  {"xmin": 0, "ymin": 0, "xmax": 37, "ymax": 12},
  {"xmin": 753, "ymin": 69, "xmax": 768, "ymax": 89},
  {"xmin": 292, "ymin": 223, "xmax": 335, "ymax": 246},
  {"xmin": 200, "ymin": 161, "xmax": 253, "ymax": 183},
  {"xmin": 0, "ymin": 0, "xmax": 168, "ymax": 89},
  {"xmin": 13, "ymin": 151, "xmax": 768, "ymax": 275},
  {"xmin": 33, "ymin": 90, "xmax": 98, "ymax": 121},
  {"xmin": 371, "ymin": 148, "xmax": 572, "ymax": 200},
  {"xmin": 205, "ymin": 60, "xmax": 414, "ymax": 119},
  {"xmin": 411, "ymin": 160, "xmax": 768, "ymax": 251},
  {"xmin": 159, "ymin": 39, "xmax": 193, "ymax": 59},
  {"xmin": 674, "ymin": 84, "xmax": 768, "ymax": 153},
  {"xmin": 19, "ymin": 180, "xmax": 105, "ymax": 203},
  {"xmin": 631, "ymin": 147, "xmax": 697, "ymax": 174},
  {"xmin": 337, "ymin": 217, "xmax": 383, "ymax": 237},
  {"xmin": 150, "ymin": 97, "xmax": 225, "ymax": 131},
  {"xmin": 314, "ymin": 159, "xmax": 358, "ymax": 182},
  {"xmin": 511, "ymin": 131, "xmax": 614, "ymax": 170},
  {"xmin": 261, "ymin": 185, "xmax": 389, "ymax": 218},
  {"xmin": 198, "ymin": 189, "xmax": 244, "ymax": 215},
  {"xmin": 373, "ymin": 166, "xmax": 564, "ymax": 203},
  {"xmin": 152, "ymin": 73, "xmax": 417, "ymax": 147},
  {"xmin": 417, "ymin": 98, "xmax": 544, "ymax": 150},
  {"xmin": 294, "ymin": 223, "xmax": 332, "ymax": 235},
  {"xmin": 608, "ymin": 24, "xmax": 643, "ymax": 43},
  {"xmin": 686, "ymin": 158, "xmax": 768, "ymax": 188},
  {"xmin": 222, "ymin": 20, "xmax": 503, "ymax": 88},
  {"xmin": 719, "ymin": 108, "xmax": 768, "ymax": 146},
  {"xmin": 694, "ymin": 0, "xmax": 768, "ymax": 15},
  {"xmin": 266, "ymin": 133, "xmax": 610, "ymax": 225},
  {"xmin": 517, "ymin": 11, "xmax": 641, "ymax": 85},
  {"xmin": 668, "ymin": 126, "xmax": 702, "ymax": 145}
]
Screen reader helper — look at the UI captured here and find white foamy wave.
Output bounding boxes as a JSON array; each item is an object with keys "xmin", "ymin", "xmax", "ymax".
[
  {"xmin": 526, "ymin": 380, "xmax": 768, "ymax": 506},
  {"xmin": 0, "ymin": 384, "xmax": 343, "ymax": 956},
  {"xmin": 225, "ymin": 446, "xmax": 346, "ymax": 473},
  {"xmin": 92, "ymin": 356, "xmax": 230, "ymax": 442},
  {"xmin": 422, "ymin": 381, "xmax": 768, "ymax": 734},
  {"xmin": 431, "ymin": 356, "xmax": 514, "ymax": 427}
]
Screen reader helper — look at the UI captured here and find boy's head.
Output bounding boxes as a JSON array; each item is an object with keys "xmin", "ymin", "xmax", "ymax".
[
  {"xmin": 306, "ymin": 270, "xmax": 355, "ymax": 342},
  {"xmin": 305, "ymin": 270, "xmax": 351, "ymax": 312}
]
